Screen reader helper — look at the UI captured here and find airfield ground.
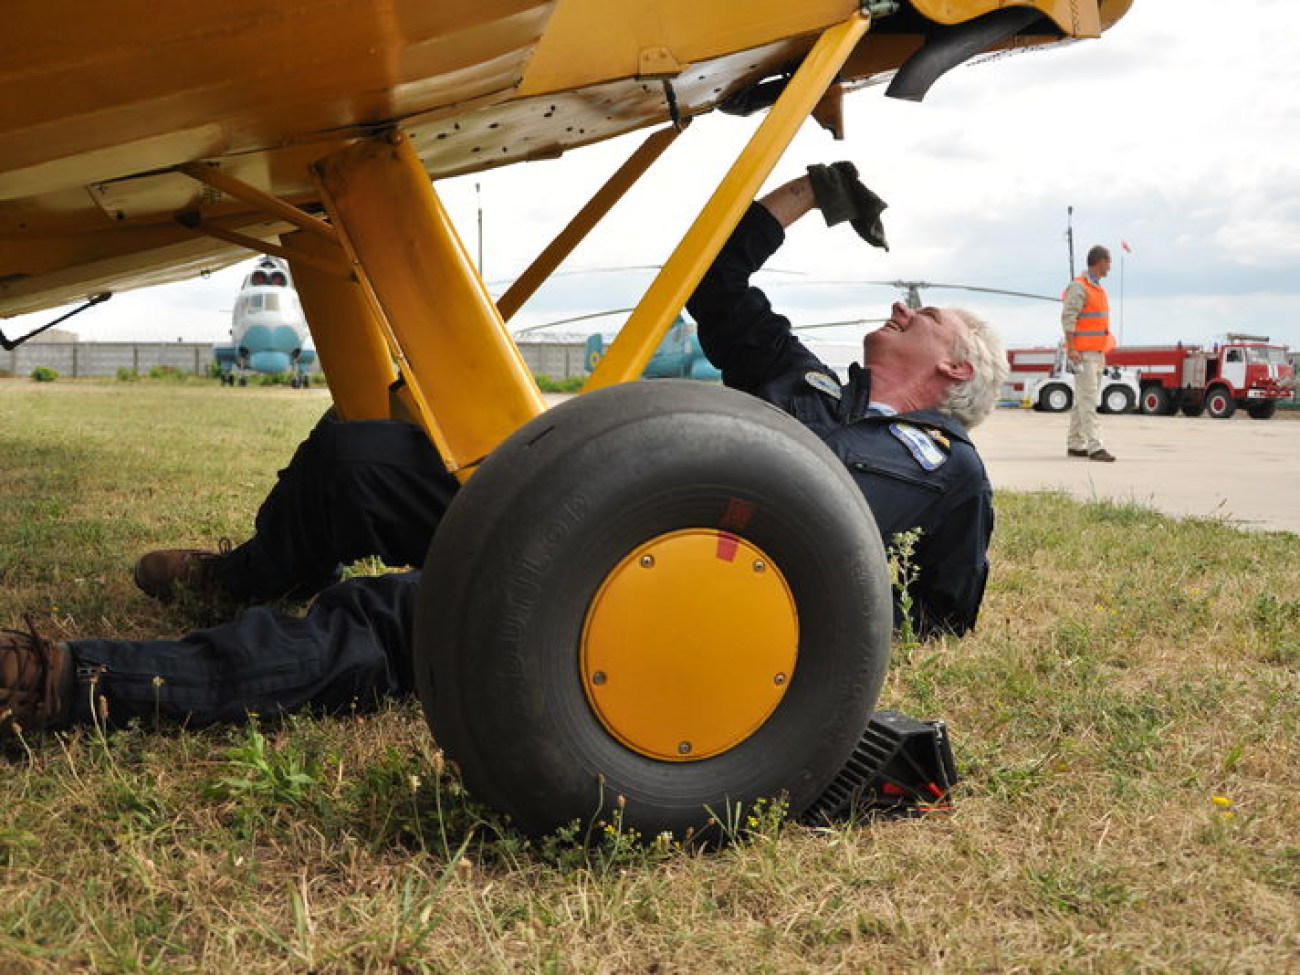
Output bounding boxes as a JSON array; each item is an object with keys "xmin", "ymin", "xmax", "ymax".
[
  {"xmin": 544, "ymin": 392, "xmax": 1300, "ymax": 536},
  {"xmin": 975, "ymin": 406, "xmax": 1299, "ymax": 535}
]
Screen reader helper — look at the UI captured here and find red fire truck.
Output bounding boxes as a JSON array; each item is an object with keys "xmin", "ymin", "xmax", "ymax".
[{"xmin": 1108, "ymin": 334, "xmax": 1294, "ymax": 419}]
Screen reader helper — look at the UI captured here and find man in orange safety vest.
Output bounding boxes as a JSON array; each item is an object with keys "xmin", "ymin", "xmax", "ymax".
[{"xmin": 1062, "ymin": 245, "xmax": 1116, "ymax": 462}]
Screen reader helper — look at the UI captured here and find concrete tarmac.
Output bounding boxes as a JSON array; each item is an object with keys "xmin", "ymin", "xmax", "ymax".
[
  {"xmin": 543, "ymin": 392, "xmax": 1297, "ymax": 534},
  {"xmin": 974, "ymin": 407, "xmax": 1299, "ymax": 535}
]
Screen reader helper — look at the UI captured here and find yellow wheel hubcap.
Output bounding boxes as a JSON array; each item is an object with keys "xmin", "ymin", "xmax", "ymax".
[{"xmin": 581, "ymin": 529, "xmax": 798, "ymax": 761}]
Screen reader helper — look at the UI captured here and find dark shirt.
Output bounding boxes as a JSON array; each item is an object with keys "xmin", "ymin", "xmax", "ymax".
[{"xmin": 686, "ymin": 204, "xmax": 994, "ymax": 636}]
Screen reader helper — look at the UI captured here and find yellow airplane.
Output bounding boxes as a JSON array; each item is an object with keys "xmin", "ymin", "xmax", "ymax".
[{"xmin": 0, "ymin": 1, "xmax": 1131, "ymax": 837}]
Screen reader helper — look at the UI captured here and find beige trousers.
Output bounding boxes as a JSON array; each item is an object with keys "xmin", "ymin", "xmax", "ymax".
[{"xmin": 1067, "ymin": 351, "xmax": 1105, "ymax": 453}]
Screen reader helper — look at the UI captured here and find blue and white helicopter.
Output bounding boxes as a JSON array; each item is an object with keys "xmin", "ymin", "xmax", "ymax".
[
  {"xmin": 213, "ymin": 256, "xmax": 317, "ymax": 387},
  {"xmin": 583, "ymin": 314, "xmax": 722, "ymax": 382}
]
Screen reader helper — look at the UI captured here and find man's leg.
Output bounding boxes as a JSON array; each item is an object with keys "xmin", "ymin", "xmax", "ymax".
[
  {"xmin": 71, "ymin": 572, "xmax": 421, "ymax": 728},
  {"xmin": 1067, "ymin": 354, "xmax": 1103, "ymax": 454},
  {"xmin": 1075, "ymin": 352, "xmax": 1106, "ymax": 455},
  {"xmin": 1066, "ymin": 372, "xmax": 1085, "ymax": 454},
  {"xmin": 140, "ymin": 416, "xmax": 459, "ymax": 603}
]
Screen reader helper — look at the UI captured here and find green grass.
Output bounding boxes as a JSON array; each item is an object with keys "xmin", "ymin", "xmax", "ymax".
[{"xmin": 1, "ymin": 380, "xmax": 1297, "ymax": 972}]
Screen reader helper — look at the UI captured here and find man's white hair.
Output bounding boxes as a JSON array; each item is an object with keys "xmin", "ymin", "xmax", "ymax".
[{"xmin": 941, "ymin": 308, "xmax": 1008, "ymax": 429}]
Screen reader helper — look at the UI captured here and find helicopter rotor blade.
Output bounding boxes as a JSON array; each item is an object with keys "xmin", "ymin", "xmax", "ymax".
[
  {"xmin": 902, "ymin": 281, "xmax": 1062, "ymax": 303},
  {"xmin": 512, "ymin": 307, "xmax": 636, "ymax": 335},
  {"xmin": 765, "ymin": 278, "xmax": 1060, "ymax": 303},
  {"xmin": 487, "ymin": 264, "xmax": 807, "ymax": 289},
  {"xmin": 792, "ymin": 318, "xmax": 888, "ymax": 332}
]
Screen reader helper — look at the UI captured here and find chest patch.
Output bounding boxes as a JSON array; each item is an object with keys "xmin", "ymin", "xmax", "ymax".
[
  {"xmin": 804, "ymin": 371, "xmax": 842, "ymax": 400},
  {"xmin": 889, "ymin": 422, "xmax": 949, "ymax": 470}
]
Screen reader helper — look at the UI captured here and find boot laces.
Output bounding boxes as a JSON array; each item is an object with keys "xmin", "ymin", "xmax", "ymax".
[{"xmin": 0, "ymin": 614, "xmax": 55, "ymax": 720}]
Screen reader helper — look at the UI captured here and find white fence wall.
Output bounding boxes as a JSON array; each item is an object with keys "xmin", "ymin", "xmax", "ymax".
[
  {"xmin": 517, "ymin": 340, "xmax": 588, "ymax": 380},
  {"xmin": 3, "ymin": 342, "xmax": 211, "ymax": 378},
  {"xmin": 5, "ymin": 340, "xmax": 590, "ymax": 381}
]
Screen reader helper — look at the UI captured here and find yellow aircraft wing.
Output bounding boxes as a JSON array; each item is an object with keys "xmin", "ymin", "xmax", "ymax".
[{"xmin": 2, "ymin": 0, "xmax": 1128, "ymax": 319}]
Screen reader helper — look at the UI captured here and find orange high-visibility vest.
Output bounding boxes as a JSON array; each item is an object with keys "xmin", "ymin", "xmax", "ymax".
[{"xmin": 1067, "ymin": 274, "xmax": 1113, "ymax": 353}]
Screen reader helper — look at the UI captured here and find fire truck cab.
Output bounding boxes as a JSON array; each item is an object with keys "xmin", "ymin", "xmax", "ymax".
[{"xmin": 1109, "ymin": 334, "xmax": 1294, "ymax": 419}]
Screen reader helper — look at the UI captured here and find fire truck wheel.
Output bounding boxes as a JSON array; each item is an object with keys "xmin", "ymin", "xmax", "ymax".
[
  {"xmin": 1247, "ymin": 401, "xmax": 1278, "ymax": 420},
  {"xmin": 1140, "ymin": 385, "xmax": 1171, "ymax": 416},
  {"xmin": 1205, "ymin": 386, "xmax": 1237, "ymax": 419},
  {"xmin": 411, "ymin": 380, "xmax": 893, "ymax": 840},
  {"xmin": 1180, "ymin": 402, "xmax": 1204, "ymax": 418}
]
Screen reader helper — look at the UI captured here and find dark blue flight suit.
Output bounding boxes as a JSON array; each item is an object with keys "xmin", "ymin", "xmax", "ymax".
[
  {"xmin": 687, "ymin": 203, "xmax": 994, "ymax": 638},
  {"xmin": 65, "ymin": 204, "xmax": 991, "ymax": 729},
  {"xmin": 69, "ymin": 418, "xmax": 454, "ymax": 728}
]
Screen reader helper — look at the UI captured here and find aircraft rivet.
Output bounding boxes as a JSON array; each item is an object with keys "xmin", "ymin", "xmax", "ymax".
[
  {"xmin": 678, "ymin": 741, "xmax": 692, "ymax": 755},
  {"xmin": 753, "ymin": 560, "xmax": 766, "ymax": 572},
  {"xmin": 640, "ymin": 555, "xmax": 655, "ymax": 569},
  {"xmin": 774, "ymin": 673, "xmax": 786, "ymax": 685},
  {"xmin": 591, "ymin": 671, "xmax": 607, "ymax": 686}
]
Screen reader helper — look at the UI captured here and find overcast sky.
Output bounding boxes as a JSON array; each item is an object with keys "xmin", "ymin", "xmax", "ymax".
[{"xmin": 9, "ymin": 0, "xmax": 1299, "ymax": 361}]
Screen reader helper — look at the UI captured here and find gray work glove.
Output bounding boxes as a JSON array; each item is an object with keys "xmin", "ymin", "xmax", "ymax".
[{"xmin": 807, "ymin": 161, "xmax": 889, "ymax": 251}]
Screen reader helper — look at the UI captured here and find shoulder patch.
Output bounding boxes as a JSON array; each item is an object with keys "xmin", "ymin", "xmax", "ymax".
[
  {"xmin": 804, "ymin": 371, "xmax": 842, "ymax": 400},
  {"xmin": 889, "ymin": 422, "xmax": 949, "ymax": 470}
]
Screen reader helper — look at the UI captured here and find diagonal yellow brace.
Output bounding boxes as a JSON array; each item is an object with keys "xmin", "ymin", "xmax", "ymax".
[
  {"xmin": 314, "ymin": 131, "xmax": 546, "ymax": 477},
  {"xmin": 497, "ymin": 124, "xmax": 684, "ymax": 322},
  {"xmin": 584, "ymin": 12, "xmax": 870, "ymax": 391},
  {"xmin": 178, "ymin": 162, "xmax": 338, "ymax": 243},
  {"xmin": 175, "ymin": 215, "xmax": 351, "ymax": 278}
]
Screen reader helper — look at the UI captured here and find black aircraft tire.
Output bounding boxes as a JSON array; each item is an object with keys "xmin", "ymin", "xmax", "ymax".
[{"xmin": 412, "ymin": 380, "xmax": 893, "ymax": 839}]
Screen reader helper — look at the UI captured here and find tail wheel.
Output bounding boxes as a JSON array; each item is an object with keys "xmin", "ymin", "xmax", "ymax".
[
  {"xmin": 1205, "ymin": 386, "xmax": 1237, "ymax": 418},
  {"xmin": 412, "ymin": 381, "xmax": 893, "ymax": 839}
]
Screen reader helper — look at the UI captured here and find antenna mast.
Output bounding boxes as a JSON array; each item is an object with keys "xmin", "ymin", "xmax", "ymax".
[
  {"xmin": 1065, "ymin": 205, "xmax": 1075, "ymax": 279},
  {"xmin": 475, "ymin": 182, "xmax": 484, "ymax": 274}
]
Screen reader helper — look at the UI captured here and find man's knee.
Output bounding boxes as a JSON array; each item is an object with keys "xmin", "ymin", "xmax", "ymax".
[{"xmin": 290, "ymin": 419, "xmax": 437, "ymax": 481}]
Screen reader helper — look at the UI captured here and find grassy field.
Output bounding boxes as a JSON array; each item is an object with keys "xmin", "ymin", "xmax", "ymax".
[{"xmin": 1, "ymin": 379, "xmax": 1297, "ymax": 973}]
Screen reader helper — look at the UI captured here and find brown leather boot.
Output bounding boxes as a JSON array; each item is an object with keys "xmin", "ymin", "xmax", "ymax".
[
  {"xmin": 133, "ymin": 540, "xmax": 233, "ymax": 602},
  {"xmin": 1, "ymin": 617, "xmax": 73, "ymax": 733}
]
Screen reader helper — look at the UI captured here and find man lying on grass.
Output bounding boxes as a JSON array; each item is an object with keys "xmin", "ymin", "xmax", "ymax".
[{"xmin": 1, "ymin": 164, "xmax": 1007, "ymax": 734}]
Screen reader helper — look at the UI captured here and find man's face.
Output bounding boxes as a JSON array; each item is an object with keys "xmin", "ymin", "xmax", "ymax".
[
  {"xmin": 864, "ymin": 302, "xmax": 970, "ymax": 379},
  {"xmin": 1092, "ymin": 256, "xmax": 1112, "ymax": 279}
]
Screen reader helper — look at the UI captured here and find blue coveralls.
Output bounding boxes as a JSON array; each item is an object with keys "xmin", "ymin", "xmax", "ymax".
[{"xmin": 67, "ymin": 204, "xmax": 993, "ymax": 728}]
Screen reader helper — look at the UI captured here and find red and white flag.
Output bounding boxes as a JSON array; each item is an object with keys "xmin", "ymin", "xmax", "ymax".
[{"xmin": 1121, "ymin": 239, "xmax": 1133, "ymax": 253}]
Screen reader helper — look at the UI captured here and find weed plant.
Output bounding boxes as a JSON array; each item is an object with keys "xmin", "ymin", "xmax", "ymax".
[{"xmin": 0, "ymin": 381, "xmax": 1296, "ymax": 972}]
